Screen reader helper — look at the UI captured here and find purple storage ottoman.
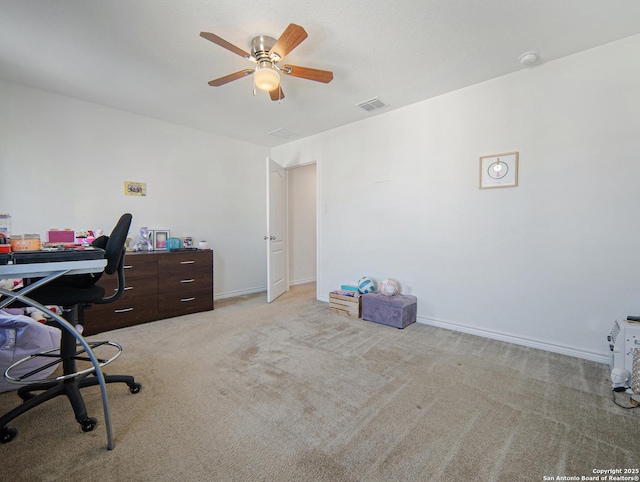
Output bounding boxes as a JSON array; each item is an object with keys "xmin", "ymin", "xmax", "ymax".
[{"xmin": 361, "ymin": 292, "xmax": 417, "ymax": 329}]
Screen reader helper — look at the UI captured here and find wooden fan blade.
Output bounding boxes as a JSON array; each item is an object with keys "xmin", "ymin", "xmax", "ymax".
[
  {"xmin": 200, "ymin": 32, "xmax": 251, "ymax": 58},
  {"xmin": 269, "ymin": 86, "xmax": 285, "ymax": 101},
  {"xmin": 282, "ymin": 65, "xmax": 333, "ymax": 83},
  {"xmin": 208, "ymin": 69, "xmax": 254, "ymax": 86},
  {"xmin": 270, "ymin": 24, "xmax": 307, "ymax": 60}
]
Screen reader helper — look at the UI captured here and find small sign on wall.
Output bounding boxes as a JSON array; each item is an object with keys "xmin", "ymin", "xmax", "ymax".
[{"xmin": 124, "ymin": 181, "xmax": 147, "ymax": 196}]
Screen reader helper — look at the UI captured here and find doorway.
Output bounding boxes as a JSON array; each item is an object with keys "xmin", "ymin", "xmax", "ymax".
[
  {"xmin": 287, "ymin": 163, "xmax": 317, "ymax": 286},
  {"xmin": 266, "ymin": 159, "xmax": 317, "ymax": 303}
]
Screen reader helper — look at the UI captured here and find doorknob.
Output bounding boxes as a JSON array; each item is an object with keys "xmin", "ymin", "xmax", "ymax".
[{"xmin": 264, "ymin": 236, "xmax": 269, "ymax": 240}]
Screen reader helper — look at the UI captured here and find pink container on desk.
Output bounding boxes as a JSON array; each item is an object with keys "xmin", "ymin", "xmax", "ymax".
[{"xmin": 48, "ymin": 230, "xmax": 75, "ymax": 243}]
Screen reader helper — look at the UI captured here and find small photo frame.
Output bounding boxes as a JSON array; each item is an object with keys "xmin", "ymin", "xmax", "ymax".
[
  {"xmin": 479, "ymin": 152, "xmax": 519, "ymax": 189},
  {"xmin": 153, "ymin": 230, "xmax": 169, "ymax": 250},
  {"xmin": 183, "ymin": 237, "xmax": 193, "ymax": 249},
  {"xmin": 124, "ymin": 181, "xmax": 147, "ymax": 196}
]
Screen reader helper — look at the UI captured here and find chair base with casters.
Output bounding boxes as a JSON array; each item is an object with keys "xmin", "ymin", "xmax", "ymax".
[{"xmin": 0, "ymin": 305, "xmax": 142, "ymax": 444}]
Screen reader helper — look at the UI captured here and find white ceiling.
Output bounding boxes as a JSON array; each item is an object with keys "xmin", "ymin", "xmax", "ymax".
[{"xmin": 1, "ymin": 0, "xmax": 640, "ymax": 148}]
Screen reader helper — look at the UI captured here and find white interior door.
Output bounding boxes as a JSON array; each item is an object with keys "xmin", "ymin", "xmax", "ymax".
[{"xmin": 266, "ymin": 157, "xmax": 287, "ymax": 302}]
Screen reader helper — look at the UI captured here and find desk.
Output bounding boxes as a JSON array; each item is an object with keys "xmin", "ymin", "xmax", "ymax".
[
  {"xmin": 0, "ymin": 258, "xmax": 106, "ymax": 279},
  {"xmin": 0, "ymin": 249, "xmax": 117, "ymax": 449}
]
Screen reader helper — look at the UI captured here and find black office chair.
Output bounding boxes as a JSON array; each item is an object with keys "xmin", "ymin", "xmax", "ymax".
[{"xmin": 0, "ymin": 213, "xmax": 141, "ymax": 444}]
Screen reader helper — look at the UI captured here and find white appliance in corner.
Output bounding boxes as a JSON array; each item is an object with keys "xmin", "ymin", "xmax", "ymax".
[{"xmin": 608, "ymin": 319, "xmax": 640, "ymax": 394}]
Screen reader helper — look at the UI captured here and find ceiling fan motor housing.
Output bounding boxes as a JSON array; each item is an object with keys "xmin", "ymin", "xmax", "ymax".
[{"xmin": 252, "ymin": 36, "xmax": 277, "ymax": 61}]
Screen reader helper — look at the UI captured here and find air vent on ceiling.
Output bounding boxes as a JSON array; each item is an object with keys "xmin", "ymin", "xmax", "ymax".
[
  {"xmin": 268, "ymin": 127, "xmax": 301, "ymax": 139},
  {"xmin": 356, "ymin": 97, "xmax": 388, "ymax": 112}
]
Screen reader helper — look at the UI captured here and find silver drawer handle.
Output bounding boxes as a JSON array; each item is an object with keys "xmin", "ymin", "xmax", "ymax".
[
  {"xmin": 181, "ymin": 297, "xmax": 195, "ymax": 302},
  {"xmin": 113, "ymin": 286, "xmax": 133, "ymax": 292},
  {"xmin": 180, "ymin": 279, "xmax": 195, "ymax": 283},
  {"xmin": 114, "ymin": 307, "xmax": 134, "ymax": 313},
  {"xmin": 124, "ymin": 265, "xmax": 133, "ymax": 269},
  {"xmin": 180, "ymin": 260, "xmax": 195, "ymax": 264}
]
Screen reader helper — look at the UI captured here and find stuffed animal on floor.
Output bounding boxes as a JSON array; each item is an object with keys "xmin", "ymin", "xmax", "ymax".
[
  {"xmin": 133, "ymin": 226, "xmax": 153, "ymax": 252},
  {"xmin": 0, "ymin": 280, "xmax": 52, "ymax": 323},
  {"xmin": 0, "ymin": 306, "xmax": 61, "ymax": 324}
]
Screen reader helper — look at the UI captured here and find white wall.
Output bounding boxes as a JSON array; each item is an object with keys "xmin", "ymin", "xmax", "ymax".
[
  {"xmin": 0, "ymin": 80, "xmax": 269, "ymax": 298},
  {"xmin": 287, "ymin": 163, "xmax": 316, "ymax": 285},
  {"xmin": 272, "ymin": 34, "xmax": 640, "ymax": 362}
]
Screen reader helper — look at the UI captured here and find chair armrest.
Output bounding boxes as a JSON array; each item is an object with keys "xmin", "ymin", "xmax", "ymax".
[{"xmin": 94, "ymin": 247, "xmax": 126, "ymax": 305}]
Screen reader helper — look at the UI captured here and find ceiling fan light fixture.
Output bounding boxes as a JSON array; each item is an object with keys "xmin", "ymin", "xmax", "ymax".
[{"xmin": 254, "ymin": 61, "xmax": 280, "ymax": 92}]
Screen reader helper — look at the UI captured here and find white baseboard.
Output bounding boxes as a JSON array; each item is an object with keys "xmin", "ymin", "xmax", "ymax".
[
  {"xmin": 216, "ymin": 280, "xmax": 315, "ymax": 300},
  {"xmin": 214, "ymin": 286, "xmax": 266, "ymax": 300},
  {"xmin": 290, "ymin": 277, "xmax": 317, "ymax": 286},
  {"xmin": 317, "ymin": 296, "xmax": 609, "ymax": 363},
  {"xmin": 417, "ymin": 315, "xmax": 610, "ymax": 364}
]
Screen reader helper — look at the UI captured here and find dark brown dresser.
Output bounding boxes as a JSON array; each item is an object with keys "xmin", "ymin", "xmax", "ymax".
[{"xmin": 83, "ymin": 249, "xmax": 213, "ymax": 335}]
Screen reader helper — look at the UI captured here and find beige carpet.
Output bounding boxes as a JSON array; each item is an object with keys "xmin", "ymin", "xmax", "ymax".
[{"xmin": 2, "ymin": 283, "xmax": 639, "ymax": 481}]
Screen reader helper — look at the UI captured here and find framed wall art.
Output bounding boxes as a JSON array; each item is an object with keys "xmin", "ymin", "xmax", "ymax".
[
  {"xmin": 479, "ymin": 152, "xmax": 519, "ymax": 189},
  {"xmin": 124, "ymin": 181, "xmax": 147, "ymax": 196}
]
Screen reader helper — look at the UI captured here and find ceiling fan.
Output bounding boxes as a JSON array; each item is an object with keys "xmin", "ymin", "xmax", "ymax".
[{"xmin": 200, "ymin": 23, "xmax": 333, "ymax": 101}]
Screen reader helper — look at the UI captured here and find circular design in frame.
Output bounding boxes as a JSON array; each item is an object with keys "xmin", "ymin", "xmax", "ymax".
[
  {"xmin": 487, "ymin": 159, "xmax": 508, "ymax": 179},
  {"xmin": 479, "ymin": 152, "xmax": 519, "ymax": 189}
]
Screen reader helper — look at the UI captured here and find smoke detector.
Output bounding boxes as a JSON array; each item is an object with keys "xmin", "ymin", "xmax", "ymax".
[{"xmin": 518, "ymin": 51, "xmax": 539, "ymax": 66}]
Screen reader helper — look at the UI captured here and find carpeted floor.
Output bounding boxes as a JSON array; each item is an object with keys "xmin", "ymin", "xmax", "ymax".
[{"xmin": 1, "ymin": 283, "xmax": 639, "ymax": 481}]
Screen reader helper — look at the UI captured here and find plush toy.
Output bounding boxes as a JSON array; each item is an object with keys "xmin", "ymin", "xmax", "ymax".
[
  {"xmin": 0, "ymin": 279, "xmax": 61, "ymax": 324},
  {"xmin": 0, "ymin": 279, "xmax": 15, "ymax": 291},
  {"xmin": 0, "ymin": 279, "xmax": 22, "ymax": 291},
  {"xmin": 133, "ymin": 226, "xmax": 153, "ymax": 252},
  {"xmin": 25, "ymin": 307, "xmax": 46, "ymax": 323},
  {"xmin": 0, "ymin": 305, "xmax": 60, "ymax": 324}
]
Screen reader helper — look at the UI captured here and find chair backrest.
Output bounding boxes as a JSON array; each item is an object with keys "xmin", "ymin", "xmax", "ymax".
[{"xmin": 104, "ymin": 213, "xmax": 132, "ymax": 275}]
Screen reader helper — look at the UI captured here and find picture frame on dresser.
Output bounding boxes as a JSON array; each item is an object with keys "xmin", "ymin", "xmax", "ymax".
[{"xmin": 153, "ymin": 230, "xmax": 169, "ymax": 250}]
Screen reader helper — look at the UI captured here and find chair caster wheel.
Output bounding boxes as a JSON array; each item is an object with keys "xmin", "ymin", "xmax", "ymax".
[
  {"xmin": 1, "ymin": 427, "xmax": 18, "ymax": 444},
  {"xmin": 80, "ymin": 417, "xmax": 98, "ymax": 432},
  {"xmin": 129, "ymin": 383, "xmax": 142, "ymax": 394}
]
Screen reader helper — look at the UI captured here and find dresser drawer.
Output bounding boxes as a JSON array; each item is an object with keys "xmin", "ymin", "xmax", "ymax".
[
  {"xmin": 157, "ymin": 251, "xmax": 213, "ymax": 276},
  {"xmin": 97, "ymin": 253, "xmax": 158, "ymax": 293},
  {"xmin": 83, "ymin": 298, "xmax": 158, "ymax": 335},
  {"xmin": 98, "ymin": 277, "xmax": 157, "ymax": 299},
  {"xmin": 158, "ymin": 287, "xmax": 213, "ymax": 317},
  {"xmin": 122, "ymin": 254, "xmax": 157, "ymax": 279},
  {"xmin": 158, "ymin": 269, "xmax": 212, "ymax": 295}
]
